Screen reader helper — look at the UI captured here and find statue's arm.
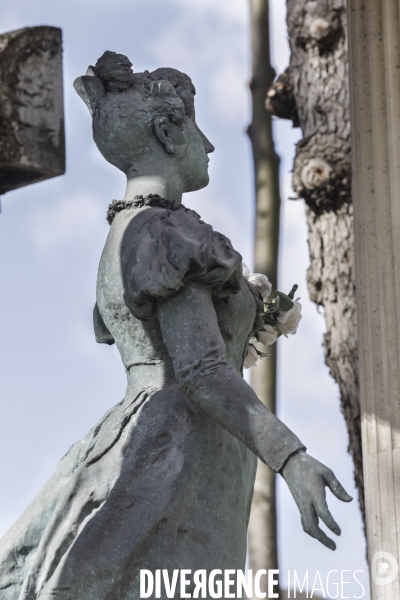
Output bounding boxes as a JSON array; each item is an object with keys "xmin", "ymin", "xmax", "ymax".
[
  {"xmin": 158, "ymin": 280, "xmax": 352, "ymax": 550},
  {"xmin": 158, "ymin": 280, "xmax": 304, "ymax": 471}
]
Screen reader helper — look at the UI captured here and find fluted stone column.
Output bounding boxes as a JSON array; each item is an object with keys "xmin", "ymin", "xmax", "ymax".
[{"xmin": 348, "ymin": 1, "xmax": 400, "ymax": 598}]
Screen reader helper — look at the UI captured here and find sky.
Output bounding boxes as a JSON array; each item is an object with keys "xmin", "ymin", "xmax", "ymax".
[{"xmin": 0, "ymin": 1, "xmax": 369, "ymax": 597}]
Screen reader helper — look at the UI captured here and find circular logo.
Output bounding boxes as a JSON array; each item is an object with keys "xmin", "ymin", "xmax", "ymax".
[{"xmin": 372, "ymin": 551, "xmax": 399, "ymax": 586}]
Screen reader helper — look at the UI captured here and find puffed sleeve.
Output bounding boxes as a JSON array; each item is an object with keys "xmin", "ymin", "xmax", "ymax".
[{"xmin": 121, "ymin": 205, "xmax": 243, "ymax": 320}]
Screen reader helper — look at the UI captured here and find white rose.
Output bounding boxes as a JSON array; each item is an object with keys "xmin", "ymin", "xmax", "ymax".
[
  {"xmin": 257, "ymin": 324, "xmax": 278, "ymax": 346},
  {"xmin": 243, "ymin": 343, "xmax": 259, "ymax": 369},
  {"xmin": 242, "ymin": 262, "xmax": 251, "ymax": 280},
  {"xmin": 276, "ymin": 298, "xmax": 302, "ymax": 337},
  {"xmin": 248, "ymin": 273, "xmax": 272, "ymax": 300}
]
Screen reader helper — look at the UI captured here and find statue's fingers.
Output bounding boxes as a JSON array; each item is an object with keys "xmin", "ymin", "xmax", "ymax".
[
  {"xmin": 300, "ymin": 505, "xmax": 336, "ymax": 551},
  {"xmin": 322, "ymin": 469, "xmax": 353, "ymax": 502},
  {"xmin": 314, "ymin": 495, "xmax": 341, "ymax": 536}
]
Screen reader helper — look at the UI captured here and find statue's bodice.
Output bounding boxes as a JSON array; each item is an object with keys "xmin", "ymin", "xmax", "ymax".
[{"xmin": 96, "ymin": 204, "xmax": 260, "ymax": 383}]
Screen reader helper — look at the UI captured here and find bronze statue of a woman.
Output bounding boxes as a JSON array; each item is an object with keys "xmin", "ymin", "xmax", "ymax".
[{"xmin": 0, "ymin": 51, "xmax": 351, "ymax": 600}]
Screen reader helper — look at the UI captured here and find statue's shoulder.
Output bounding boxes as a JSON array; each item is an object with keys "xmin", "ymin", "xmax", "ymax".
[{"xmin": 105, "ymin": 198, "xmax": 243, "ymax": 322}]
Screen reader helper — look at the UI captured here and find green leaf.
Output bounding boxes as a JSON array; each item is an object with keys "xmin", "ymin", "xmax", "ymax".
[
  {"xmin": 265, "ymin": 296, "xmax": 280, "ymax": 308},
  {"xmin": 276, "ymin": 291, "xmax": 294, "ymax": 312},
  {"xmin": 263, "ymin": 315, "xmax": 278, "ymax": 326},
  {"xmin": 288, "ymin": 284, "xmax": 298, "ymax": 300},
  {"xmin": 264, "ymin": 296, "xmax": 280, "ymax": 317}
]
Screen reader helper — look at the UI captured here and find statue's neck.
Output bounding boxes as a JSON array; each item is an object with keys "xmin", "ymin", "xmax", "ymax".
[{"xmin": 124, "ymin": 174, "xmax": 183, "ymax": 205}]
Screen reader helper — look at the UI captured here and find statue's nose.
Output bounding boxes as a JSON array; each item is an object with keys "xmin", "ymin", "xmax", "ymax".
[
  {"xmin": 197, "ymin": 126, "xmax": 215, "ymax": 154},
  {"xmin": 204, "ymin": 136, "xmax": 215, "ymax": 154}
]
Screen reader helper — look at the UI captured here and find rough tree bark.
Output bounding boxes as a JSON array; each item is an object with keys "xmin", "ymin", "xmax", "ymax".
[
  {"xmin": 247, "ymin": 1, "xmax": 281, "ymax": 597},
  {"xmin": 266, "ymin": 0, "xmax": 364, "ymax": 525}
]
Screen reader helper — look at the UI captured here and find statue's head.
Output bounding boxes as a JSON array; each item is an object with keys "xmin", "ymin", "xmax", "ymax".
[{"xmin": 74, "ymin": 51, "xmax": 214, "ymax": 193}]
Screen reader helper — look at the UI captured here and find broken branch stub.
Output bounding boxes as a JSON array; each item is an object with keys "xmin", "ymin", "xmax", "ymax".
[{"xmin": 0, "ymin": 26, "xmax": 65, "ymax": 195}]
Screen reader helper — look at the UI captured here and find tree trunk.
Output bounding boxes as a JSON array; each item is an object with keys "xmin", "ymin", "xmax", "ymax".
[
  {"xmin": 266, "ymin": 0, "xmax": 364, "ymax": 526},
  {"xmin": 247, "ymin": 1, "xmax": 281, "ymax": 597}
]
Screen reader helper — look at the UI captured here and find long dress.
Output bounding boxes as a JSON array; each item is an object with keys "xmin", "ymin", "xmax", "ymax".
[{"xmin": 0, "ymin": 199, "xmax": 303, "ymax": 599}]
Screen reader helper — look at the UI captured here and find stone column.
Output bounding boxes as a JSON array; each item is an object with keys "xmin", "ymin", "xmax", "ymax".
[
  {"xmin": 347, "ymin": 1, "xmax": 400, "ymax": 598},
  {"xmin": 0, "ymin": 26, "xmax": 65, "ymax": 195}
]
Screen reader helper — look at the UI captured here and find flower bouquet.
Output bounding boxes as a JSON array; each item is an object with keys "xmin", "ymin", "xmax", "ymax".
[{"xmin": 243, "ymin": 265, "xmax": 302, "ymax": 369}]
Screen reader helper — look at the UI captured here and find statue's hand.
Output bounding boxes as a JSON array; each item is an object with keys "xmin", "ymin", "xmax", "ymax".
[{"xmin": 281, "ymin": 450, "xmax": 353, "ymax": 550}]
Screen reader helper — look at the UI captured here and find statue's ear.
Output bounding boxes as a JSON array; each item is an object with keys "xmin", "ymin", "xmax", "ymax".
[
  {"xmin": 73, "ymin": 66, "xmax": 105, "ymax": 115},
  {"xmin": 154, "ymin": 117, "xmax": 176, "ymax": 155}
]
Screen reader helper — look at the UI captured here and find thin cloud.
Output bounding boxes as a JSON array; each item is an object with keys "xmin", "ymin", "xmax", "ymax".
[
  {"xmin": 149, "ymin": 7, "xmax": 249, "ymax": 126},
  {"xmin": 169, "ymin": 0, "xmax": 246, "ymax": 23},
  {"xmin": 27, "ymin": 193, "xmax": 104, "ymax": 254}
]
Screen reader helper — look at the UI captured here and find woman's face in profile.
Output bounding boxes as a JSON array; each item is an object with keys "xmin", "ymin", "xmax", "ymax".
[
  {"xmin": 178, "ymin": 114, "xmax": 215, "ymax": 193},
  {"xmin": 91, "ymin": 65, "xmax": 215, "ymax": 192}
]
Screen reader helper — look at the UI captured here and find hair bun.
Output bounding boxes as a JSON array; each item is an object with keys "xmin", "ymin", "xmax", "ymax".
[
  {"xmin": 94, "ymin": 51, "xmax": 134, "ymax": 91},
  {"xmin": 148, "ymin": 79, "xmax": 178, "ymax": 97}
]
